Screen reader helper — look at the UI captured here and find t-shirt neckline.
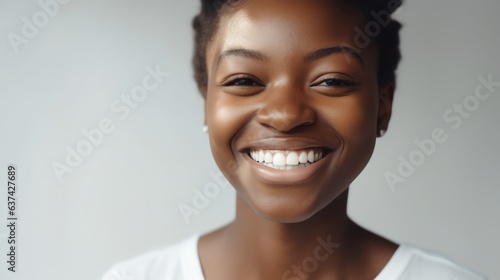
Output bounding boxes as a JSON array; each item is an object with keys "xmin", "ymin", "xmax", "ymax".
[{"xmin": 186, "ymin": 234, "xmax": 406, "ymax": 280}]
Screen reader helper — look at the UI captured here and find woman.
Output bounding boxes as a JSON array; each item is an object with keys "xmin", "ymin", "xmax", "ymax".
[{"xmin": 103, "ymin": 0, "xmax": 485, "ymax": 279}]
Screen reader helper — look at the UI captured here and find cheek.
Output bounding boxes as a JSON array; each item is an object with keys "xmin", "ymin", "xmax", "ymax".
[
  {"xmin": 206, "ymin": 93, "xmax": 255, "ymax": 170},
  {"xmin": 344, "ymin": 98, "xmax": 376, "ymax": 138},
  {"xmin": 319, "ymin": 92, "xmax": 378, "ymax": 156},
  {"xmin": 321, "ymin": 93, "xmax": 377, "ymax": 128}
]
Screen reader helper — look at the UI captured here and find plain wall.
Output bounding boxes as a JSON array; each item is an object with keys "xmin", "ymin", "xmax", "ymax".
[{"xmin": 0, "ymin": 0, "xmax": 498, "ymax": 279}]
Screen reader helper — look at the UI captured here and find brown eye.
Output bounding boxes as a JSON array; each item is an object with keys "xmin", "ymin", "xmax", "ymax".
[
  {"xmin": 219, "ymin": 75, "xmax": 265, "ymax": 96},
  {"xmin": 315, "ymin": 77, "xmax": 358, "ymax": 87},
  {"xmin": 222, "ymin": 76, "xmax": 263, "ymax": 87},
  {"xmin": 310, "ymin": 74, "xmax": 360, "ymax": 97}
]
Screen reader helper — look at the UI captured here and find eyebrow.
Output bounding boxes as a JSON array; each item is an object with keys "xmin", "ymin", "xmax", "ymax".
[
  {"xmin": 216, "ymin": 45, "xmax": 363, "ymax": 67},
  {"xmin": 304, "ymin": 46, "xmax": 363, "ymax": 64},
  {"xmin": 217, "ymin": 48, "xmax": 269, "ymax": 66}
]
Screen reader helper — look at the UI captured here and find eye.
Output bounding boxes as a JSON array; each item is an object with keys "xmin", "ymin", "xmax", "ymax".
[
  {"xmin": 314, "ymin": 77, "xmax": 358, "ymax": 87},
  {"xmin": 310, "ymin": 74, "xmax": 360, "ymax": 96},
  {"xmin": 219, "ymin": 74, "xmax": 265, "ymax": 96},
  {"xmin": 222, "ymin": 75, "xmax": 263, "ymax": 87}
]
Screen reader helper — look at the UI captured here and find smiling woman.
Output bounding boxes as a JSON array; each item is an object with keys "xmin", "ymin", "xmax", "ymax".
[{"xmin": 101, "ymin": 0, "xmax": 486, "ymax": 279}]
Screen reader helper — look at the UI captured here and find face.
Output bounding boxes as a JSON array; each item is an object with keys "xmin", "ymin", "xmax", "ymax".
[{"xmin": 204, "ymin": 0, "xmax": 393, "ymax": 222}]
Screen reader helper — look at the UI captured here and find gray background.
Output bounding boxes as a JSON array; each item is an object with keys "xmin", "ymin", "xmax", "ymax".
[{"xmin": 0, "ymin": 0, "xmax": 498, "ymax": 279}]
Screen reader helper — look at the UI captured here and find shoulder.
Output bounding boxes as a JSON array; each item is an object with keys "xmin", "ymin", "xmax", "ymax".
[
  {"xmin": 375, "ymin": 244, "xmax": 486, "ymax": 280},
  {"xmin": 101, "ymin": 235, "xmax": 204, "ymax": 280}
]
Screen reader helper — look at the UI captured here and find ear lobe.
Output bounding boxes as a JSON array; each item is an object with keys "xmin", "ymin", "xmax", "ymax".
[{"xmin": 377, "ymin": 82, "xmax": 395, "ymax": 137}]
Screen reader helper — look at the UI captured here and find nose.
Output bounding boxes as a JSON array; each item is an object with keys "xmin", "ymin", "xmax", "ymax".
[{"xmin": 256, "ymin": 85, "xmax": 316, "ymax": 132}]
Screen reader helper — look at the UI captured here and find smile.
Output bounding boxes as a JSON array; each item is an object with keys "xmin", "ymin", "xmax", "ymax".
[{"xmin": 248, "ymin": 149, "xmax": 325, "ymax": 170}]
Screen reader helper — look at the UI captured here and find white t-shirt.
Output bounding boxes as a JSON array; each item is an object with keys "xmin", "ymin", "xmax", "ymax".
[{"xmin": 101, "ymin": 235, "xmax": 485, "ymax": 280}]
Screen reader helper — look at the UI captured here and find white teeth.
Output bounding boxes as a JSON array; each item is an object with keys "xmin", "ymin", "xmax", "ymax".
[
  {"xmin": 273, "ymin": 153, "xmax": 286, "ymax": 166},
  {"xmin": 307, "ymin": 151, "xmax": 315, "ymax": 163},
  {"xmin": 298, "ymin": 151, "xmax": 308, "ymax": 163},
  {"xmin": 286, "ymin": 152, "xmax": 299, "ymax": 165},
  {"xmin": 249, "ymin": 149, "xmax": 326, "ymax": 169},
  {"xmin": 264, "ymin": 152, "xmax": 273, "ymax": 163},
  {"xmin": 258, "ymin": 150, "xmax": 265, "ymax": 163}
]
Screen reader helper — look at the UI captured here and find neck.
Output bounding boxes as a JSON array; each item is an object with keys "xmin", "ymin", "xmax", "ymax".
[{"xmin": 223, "ymin": 190, "xmax": 358, "ymax": 279}]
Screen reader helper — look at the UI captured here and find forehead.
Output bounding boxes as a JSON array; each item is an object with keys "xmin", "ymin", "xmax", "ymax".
[{"xmin": 208, "ymin": 0, "xmax": 376, "ymax": 66}]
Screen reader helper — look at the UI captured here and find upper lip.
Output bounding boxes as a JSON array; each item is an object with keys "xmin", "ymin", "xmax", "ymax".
[{"xmin": 238, "ymin": 137, "xmax": 338, "ymax": 153}]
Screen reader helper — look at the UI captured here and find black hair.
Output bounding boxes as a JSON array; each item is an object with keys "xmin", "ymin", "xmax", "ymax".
[{"xmin": 192, "ymin": 0, "xmax": 403, "ymax": 97}]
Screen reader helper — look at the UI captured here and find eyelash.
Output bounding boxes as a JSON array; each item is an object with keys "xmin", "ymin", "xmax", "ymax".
[
  {"xmin": 314, "ymin": 77, "xmax": 358, "ymax": 87},
  {"xmin": 222, "ymin": 75, "xmax": 263, "ymax": 87}
]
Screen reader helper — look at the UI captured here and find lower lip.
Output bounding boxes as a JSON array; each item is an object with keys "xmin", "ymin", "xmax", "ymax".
[{"xmin": 244, "ymin": 152, "xmax": 331, "ymax": 185}]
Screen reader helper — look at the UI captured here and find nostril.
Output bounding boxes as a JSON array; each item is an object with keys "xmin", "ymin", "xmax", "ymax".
[{"xmin": 256, "ymin": 104, "xmax": 317, "ymax": 132}]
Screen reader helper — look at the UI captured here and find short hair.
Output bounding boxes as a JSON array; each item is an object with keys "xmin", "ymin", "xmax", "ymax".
[{"xmin": 192, "ymin": 0, "xmax": 403, "ymax": 97}]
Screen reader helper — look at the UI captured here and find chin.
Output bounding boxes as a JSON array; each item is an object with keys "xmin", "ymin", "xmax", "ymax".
[{"xmin": 239, "ymin": 185, "xmax": 346, "ymax": 224}]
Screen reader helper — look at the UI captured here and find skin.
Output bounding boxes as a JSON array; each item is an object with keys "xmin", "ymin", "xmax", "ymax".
[{"xmin": 199, "ymin": 0, "xmax": 396, "ymax": 279}]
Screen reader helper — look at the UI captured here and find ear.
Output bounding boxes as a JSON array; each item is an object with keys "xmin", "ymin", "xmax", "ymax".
[{"xmin": 377, "ymin": 82, "xmax": 395, "ymax": 137}]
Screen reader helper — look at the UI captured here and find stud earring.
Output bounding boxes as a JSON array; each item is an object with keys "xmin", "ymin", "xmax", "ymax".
[
  {"xmin": 202, "ymin": 125, "xmax": 208, "ymax": 134},
  {"xmin": 379, "ymin": 129, "xmax": 386, "ymax": 137}
]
